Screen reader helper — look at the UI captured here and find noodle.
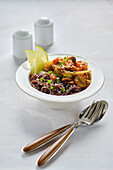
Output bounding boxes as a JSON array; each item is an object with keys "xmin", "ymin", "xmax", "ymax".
[{"xmin": 30, "ymin": 72, "xmax": 82, "ymax": 96}]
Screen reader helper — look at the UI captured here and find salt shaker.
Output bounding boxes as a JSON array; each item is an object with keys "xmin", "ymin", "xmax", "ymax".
[
  {"xmin": 34, "ymin": 17, "xmax": 53, "ymax": 48},
  {"xmin": 13, "ymin": 29, "xmax": 32, "ymax": 60}
]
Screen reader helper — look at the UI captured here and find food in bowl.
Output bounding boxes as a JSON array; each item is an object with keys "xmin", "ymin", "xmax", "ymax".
[
  {"xmin": 30, "ymin": 56, "xmax": 91, "ymax": 96},
  {"xmin": 16, "ymin": 51, "xmax": 104, "ymax": 109}
]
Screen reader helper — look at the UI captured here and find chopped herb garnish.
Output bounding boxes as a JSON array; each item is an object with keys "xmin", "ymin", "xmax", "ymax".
[
  {"xmin": 48, "ymin": 80, "xmax": 52, "ymax": 84},
  {"xmin": 49, "ymin": 71, "xmax": 53, "ymax": 74},
  {"xmin": 40, "ymin": 78, "xmax": 45, "ymax": 82},
  {"xmin": 62, "ymin": 88, "xmax": 65, "ymax": 93},
  {"xmin": 63, "ymin": 74, "xmax": 67, "ymax": 78},
  {"xmin": 56, "ymin": 77, "xmax": 60, "ymax": 83},
  {"xmin": 55, "ymin": 73, "xmax": 58, "ymax": 77},
  {"xmin": 59, "ymin": 61, "xmax": 63, "ymax": 66},
  {"xmin": 50, "ymin": 86, "xmax": 53, "ymax": 90},
  {"xmin": 64, "ymin": 57, "xmax": 68, "ymax": 61}
]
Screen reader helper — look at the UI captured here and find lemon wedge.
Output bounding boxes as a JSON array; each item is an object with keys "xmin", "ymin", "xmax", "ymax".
[
  {"xmin": 35, "ymin": 46, "xmax": 48, "ymax": 73},
  {"xmin": 25, "ymin": 46, "xmax": 48, "ymax": 75}
]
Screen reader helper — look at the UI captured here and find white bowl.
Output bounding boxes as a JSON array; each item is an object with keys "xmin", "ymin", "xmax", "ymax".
[{"xmin": 15, "ymin": 53, "xmax": 104, "ymax": 109}]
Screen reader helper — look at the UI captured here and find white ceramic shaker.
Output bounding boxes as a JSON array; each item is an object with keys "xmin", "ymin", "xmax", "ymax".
[
  {"xmin": 34, "ymin": 17, "xmax": 53, "ymax": 49},
  {"xmin": 13, "ymin": 29, "xmax": 32, "ymax": 60}
]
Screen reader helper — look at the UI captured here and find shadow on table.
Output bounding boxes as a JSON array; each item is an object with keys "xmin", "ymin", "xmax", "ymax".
[
  {"xmin": 20, "ymin": 100, "xmax": 82, "ymax": 139},
  {"xmin": 13, "ymin": 55, "xmax": 27, "ymax": 66},
  {"xmin": 37, "ymin": 101, "xmax": 82, "ymax": 129}
]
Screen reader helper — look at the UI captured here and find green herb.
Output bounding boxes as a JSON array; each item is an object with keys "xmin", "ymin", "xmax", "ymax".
[
  {"xmin": 48, "ymin": 80, "xmax": 52, "ymax": 84},
  {"xmin": 64, "ymin": 57, "xmax": 68, "ymax": 61},
  {"xmin": 62, "ymin": 88, "xmax": 65, "ymax": 93},
  {"xmin": 56, "ymin": 77, "xmax": 60, "ymax": 83},
  {"xmin": 49, "ymin": 71, "xmax": 53, "ymax": 74},
  {"xmin": 59, "ymin": 61, "xmax": 63, "ymax": 66},
  {"xmin": 50, "ymin": 86, "xmax": 53, "ymax": 90},
  {"xmin": 63, "ymin": 74, "xmax": 67, "ymax": 78},
  {"xmin": 40, "ymin": 78, "xmax": 45, "ymax": 82},
  {"xmin": 55, "ymin": 73, "xmax": 58, "ymax": 77}
]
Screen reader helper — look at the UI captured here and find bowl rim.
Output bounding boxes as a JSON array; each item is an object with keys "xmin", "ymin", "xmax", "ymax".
[{"xmin": 15, "ymin": 53, "xmax": 104, "ymax": 103}]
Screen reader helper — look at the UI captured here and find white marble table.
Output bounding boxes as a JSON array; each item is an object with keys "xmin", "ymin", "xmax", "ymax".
[{"xmin": 0, "ymin": 0, "xmax": 113, "ymax": 169}]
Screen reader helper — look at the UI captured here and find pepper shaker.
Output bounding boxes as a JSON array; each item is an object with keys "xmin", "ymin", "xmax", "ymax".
[{"xmin": 34, "ymin": 17, "xmax": 53, "ymax": 49}]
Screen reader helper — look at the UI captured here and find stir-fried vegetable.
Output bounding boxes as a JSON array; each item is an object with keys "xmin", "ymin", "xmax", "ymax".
[
  {"xmin": 44, "ymin": 56, "xmax": 91, "ymax": 88},
  {"xmin": 74, "ymin": 76, "xmax": 87, "ymax": 88}
]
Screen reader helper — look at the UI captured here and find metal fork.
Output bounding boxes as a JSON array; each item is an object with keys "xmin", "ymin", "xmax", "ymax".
[{"xmin": 37, "ymin": 100, "xmax": 108, "ymax": 166}]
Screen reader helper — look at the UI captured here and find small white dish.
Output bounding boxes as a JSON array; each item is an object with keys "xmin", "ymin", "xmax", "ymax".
[{"xmin": 15, "ymin": 53, "xmax": 104, "ymax": 109}]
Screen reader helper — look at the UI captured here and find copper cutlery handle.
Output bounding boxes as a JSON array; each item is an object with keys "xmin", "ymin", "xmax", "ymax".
[
  {"xmin": 37, "ymin": 127, "xmax": 75, "ymax": 166},
  {"xmin": 23, "ymin": 124, "xmax": 72, "ymax": 152}
]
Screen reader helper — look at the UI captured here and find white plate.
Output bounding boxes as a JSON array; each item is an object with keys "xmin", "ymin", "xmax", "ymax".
[{"xmin": 15, "ymin": 53, "xmax": 104, "ymax": 109}]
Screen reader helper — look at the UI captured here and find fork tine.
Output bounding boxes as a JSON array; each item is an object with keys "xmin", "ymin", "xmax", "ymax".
[
  {"xmin": 90, "ymin": 102, "xmax": 104, "ymax": 121},
  {"xmin": 82, "ymin": 100, "xmax": 95, "ymax": 118}
]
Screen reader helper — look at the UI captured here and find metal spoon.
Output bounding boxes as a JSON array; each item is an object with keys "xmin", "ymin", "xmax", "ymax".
[{"xmin": 37, "ymin": 100, "xmax": 108, "ymax": 166}]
